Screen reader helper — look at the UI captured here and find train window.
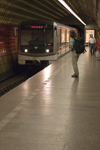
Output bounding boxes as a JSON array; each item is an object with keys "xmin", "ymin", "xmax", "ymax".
[
  {"xmin": 20, "ymin": 25, "xmax": 53, "ymax": 46},
  {"xmin": 65, "ymin": 30, "xmax": 67, "ymax": 42},
  {"xmin": 21, "ymin": 30, "xmax": 32, "ymax": 45},
  {"xmin": 61, "ymin": 29, "xmax": 65, "ymax": 43},
  {"xmin": 67, "ymin": 29, "xmax": 70, "ymax": 42}
]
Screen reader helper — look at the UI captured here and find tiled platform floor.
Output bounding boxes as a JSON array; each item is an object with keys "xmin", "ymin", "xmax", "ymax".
[{"xmin": 0, "ymin": 47, "xmax": 100, "ymax": 150}]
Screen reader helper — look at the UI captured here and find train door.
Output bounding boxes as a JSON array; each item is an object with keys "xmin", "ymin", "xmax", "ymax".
[
  {"xmin": 56, "ymin": 27, "xmax": 61, "ymax": 58},
  {"xmin": 53, "ymin": 23, "xmax": 58, "ymax": 58},
  {"xmin": 65, "ymin": 29, "xmax": 67, "ymax": 52},
  {"xmin": 61, "ymin": 29, "xmax": 66, "ymax": 55},
  {"xmin": 66, "ymin": 28, "xmax": 70, "ymax": 52}
]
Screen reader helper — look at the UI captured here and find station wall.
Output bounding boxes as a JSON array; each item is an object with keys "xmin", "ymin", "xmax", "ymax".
[{"xmin": 0, "ymin": 24, "xmax": 18, "ymax": 77}]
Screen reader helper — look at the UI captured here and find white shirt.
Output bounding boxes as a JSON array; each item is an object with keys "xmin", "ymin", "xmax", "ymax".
[{"xmin": 89, "ymin": 37, "xmax": 96, "ymax": 44}]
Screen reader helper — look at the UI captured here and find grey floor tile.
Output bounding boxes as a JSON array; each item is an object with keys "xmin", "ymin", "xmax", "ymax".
[{"xmin": 0, "ymin": 48, "xmax": 100, "ymax": 150}]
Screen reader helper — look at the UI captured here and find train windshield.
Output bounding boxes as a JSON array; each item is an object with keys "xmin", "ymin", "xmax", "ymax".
[{"xmin": 20, "ymin": 24, "xmax": 53, "ymax": 46}]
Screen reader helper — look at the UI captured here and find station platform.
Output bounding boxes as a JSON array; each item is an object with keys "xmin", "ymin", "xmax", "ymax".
[{"xmin": 0, "ymin": 47, "xmax": 100, "ymax": 150}]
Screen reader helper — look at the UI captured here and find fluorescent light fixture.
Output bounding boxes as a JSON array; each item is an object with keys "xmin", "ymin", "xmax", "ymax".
[{"xmin": 58, "ymin": 0, "xmax": 86, "ymax": 26}]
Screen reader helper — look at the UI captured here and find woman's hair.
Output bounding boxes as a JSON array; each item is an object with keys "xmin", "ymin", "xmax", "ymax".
[{"xmin": 69, "ymin": 30, "xmax": 76, "ymax": 38}]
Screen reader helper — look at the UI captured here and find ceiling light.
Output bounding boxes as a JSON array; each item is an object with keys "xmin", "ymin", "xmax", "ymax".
[{"xmin": 58, "ymin": 0, "xmax": 86, "ymax": 26}]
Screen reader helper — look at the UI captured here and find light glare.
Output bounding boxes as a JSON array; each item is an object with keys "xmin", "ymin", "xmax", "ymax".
[
  {"xmin": 58, "ymin": 0, "xmax": 86, "ymax": 26},
  {"xmin": 46, "ymin": 49, "xmax": 49, "ymax": 53},
  {"xmin": 25, "ymin": 49, "xmax": 28, "ymax": 52}
]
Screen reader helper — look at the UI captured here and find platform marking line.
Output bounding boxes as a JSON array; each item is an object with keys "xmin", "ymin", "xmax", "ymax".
[
  {"xmin": 0, "ymin": 112, "xmax": 18, "ymax": 130},
  {"xmin": 34, "ymin": 89, "xmax": 41, "ymax": 92},
  {"xmin": 20, "ymin": 101, "xmax": 28, "ymax": 105},
  {"xmin": 26, "ymin": 95, "xmax": 34, "ymax": 99},
  {"xmin": 0, "ymin": 119, "xmax": 10, "ymax": 126},
  {"xmin": 30, "ymin": 92, "xmax": 37, "ymax": 96},
  {"xmin": 14, "ymin": 106, "xmax": 24, "ymax": 111},
  {"xmin": 0, "ymin": 57, "xmax": 71, "ymax": 131},
  {"xmin": 6, "ymin": 112, "xmax": 18, "ymax": 118}
]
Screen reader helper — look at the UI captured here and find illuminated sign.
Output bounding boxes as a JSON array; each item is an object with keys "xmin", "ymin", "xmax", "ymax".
[
  {"xmin": 48, "ymin": 43, "xmax": 51, "ymax": 45},
  {"xmin": 86, "ymin": 30, "xmax": 95, "ymax": 42},
  {"xmin": 31, "ymin": 26, "xmax": 43, "ymax": 28}
]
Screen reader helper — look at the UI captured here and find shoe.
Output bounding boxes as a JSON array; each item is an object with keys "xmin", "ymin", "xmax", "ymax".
[
  {"xmin": 71, "ymin": 74, "xmax": 78, "ymax": 78},
  {"xmin": 98, "ymin": 59, "xmax": 100, "ymax": 61}
]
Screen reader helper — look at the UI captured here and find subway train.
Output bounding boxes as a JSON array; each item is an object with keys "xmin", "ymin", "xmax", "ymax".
[{"xmin": 18, "ymin": 20, "xmax": 78, "ymax": 66}]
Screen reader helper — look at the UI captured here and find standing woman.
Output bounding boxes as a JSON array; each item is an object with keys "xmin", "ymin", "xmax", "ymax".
[
  {"xmin": 88, "ymin": 34, "xmax": 96, "ymax": 56},
  {"xmin": 96, "ymin": 32, "xmax": 100, "ymax": 61},
  {"xmin": 69, "ymin": 30, "xmax": 80, "ymax": 78}
]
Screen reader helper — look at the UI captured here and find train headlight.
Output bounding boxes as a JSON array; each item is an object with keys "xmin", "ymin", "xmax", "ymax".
[
  {"xmin": 24, "ymin": 49, "xmax": 28, "ymax": 53},
  {"xmin": 46, "ymin": 49, "xmax": 50, "ymax": 53}
]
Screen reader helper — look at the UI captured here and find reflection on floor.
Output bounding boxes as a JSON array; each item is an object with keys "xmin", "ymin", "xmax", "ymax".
[{"xmin": 0, "ymin": 47, "xmax": 100, "ymax": 150}]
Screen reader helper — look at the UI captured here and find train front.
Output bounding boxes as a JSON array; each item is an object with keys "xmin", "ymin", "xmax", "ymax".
[{"xmin": 18, "ymin": 21, "xmax": 55, "ymax": 66}]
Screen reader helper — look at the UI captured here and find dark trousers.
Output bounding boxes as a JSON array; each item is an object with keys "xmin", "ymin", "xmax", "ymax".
[{"xmin": 90, "ymin": 44, "xmax": 95, "ymax": 56}]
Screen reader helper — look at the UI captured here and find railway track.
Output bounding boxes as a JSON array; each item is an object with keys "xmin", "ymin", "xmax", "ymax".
[
  {"xmin": 0, "ymin": 71, "xmax": 35, "ymax": 97},
  {"xmin": 0, "ymin": 64, "xmax": 48, "ymax": 97}
]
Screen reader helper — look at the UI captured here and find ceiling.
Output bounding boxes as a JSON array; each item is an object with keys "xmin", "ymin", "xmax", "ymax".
[{"xmin": 0, "ymin": 0, "xmax": 99, "ymax": 28}]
